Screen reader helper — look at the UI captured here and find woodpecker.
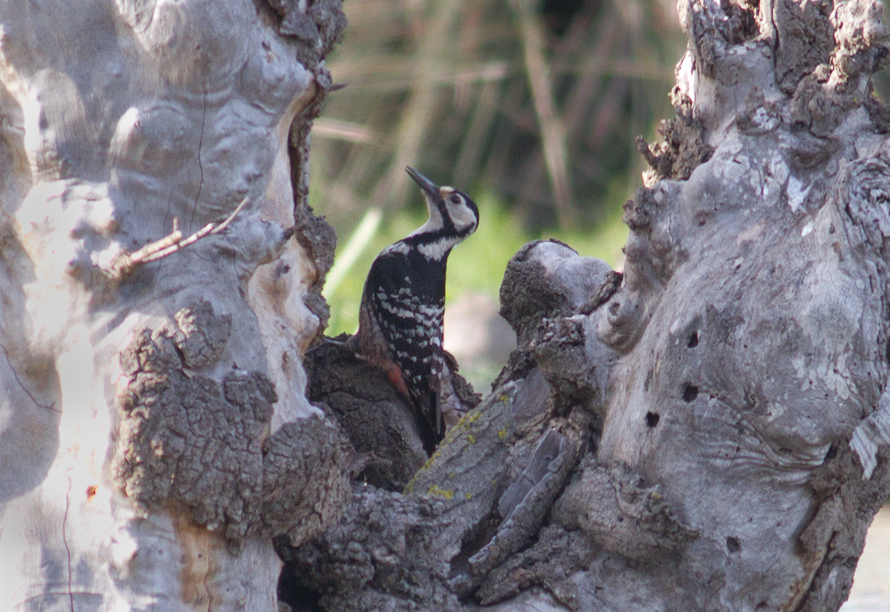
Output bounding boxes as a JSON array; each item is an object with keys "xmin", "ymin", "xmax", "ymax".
[{"xmin": 347, "ymin": 167, "xmax": 479, "ymax": 455}]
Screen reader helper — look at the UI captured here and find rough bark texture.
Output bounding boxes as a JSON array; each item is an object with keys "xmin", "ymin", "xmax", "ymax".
[
  {"xmin": 279, "ymin": 1, "xmax": 890, "ymax": 611},
  {"xmin": 0, "ymin": 0, "xmax": 349, "ymax": 610},
  {"xmin": 5, "ymin": 0, "xmax": 890, "ymax": 611}
]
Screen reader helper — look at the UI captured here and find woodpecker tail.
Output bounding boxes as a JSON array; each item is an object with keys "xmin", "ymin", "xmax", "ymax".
[{"xmin": 416, "ymin": 389, "xmax": 444, "ymax": 456}]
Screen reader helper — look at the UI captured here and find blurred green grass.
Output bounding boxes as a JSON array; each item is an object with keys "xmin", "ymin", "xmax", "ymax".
[{"xmin": 309, "ymin": 0, "xmax": 685, "ymax": 226}]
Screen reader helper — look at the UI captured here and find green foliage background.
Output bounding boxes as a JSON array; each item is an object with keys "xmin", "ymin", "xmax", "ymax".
[{"xmin": 309, "ymin": 0, "xmax": 687, "ymax": 335}]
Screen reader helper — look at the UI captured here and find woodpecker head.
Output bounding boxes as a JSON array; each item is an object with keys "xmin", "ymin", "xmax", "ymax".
[{"xmin": 405, "ymin": 166, "xmax": 479, "ymax": 245}]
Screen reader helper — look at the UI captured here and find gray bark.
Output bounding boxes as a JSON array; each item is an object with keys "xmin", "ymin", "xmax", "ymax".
[
  {"xmin": 283, "ymin": 1, "xmax": 890, "ymax": 611},
  {"xmin": 3, "ymin": 0, "xmax": 890, "ymax": 611},
  {"xmin": 0, "ymin": 0, "xmax": 347, "ymax": 610}
]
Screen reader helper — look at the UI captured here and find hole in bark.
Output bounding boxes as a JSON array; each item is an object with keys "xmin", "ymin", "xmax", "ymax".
[
  {"xmin": 886, "ymin": 338, "xmax": 890, "ymax": 363},
  {"xmin": 278, "ymin": 562, "xmax": 322, "ymax": 612},
  {"xmin": 726, "ymin": 536, "xmax": 741, "ymax": 553},
  {"xmin": 682, "ymin": 384, "xmax": 699, "ymax": 402},
  {"xmin": 824, "ymin": 444, "xmax": 838, "ymax": 461},
  {"xmin": 687, "ymin": 331, "xmax": 699, "ymax": 348},
  {"xmin": 645, "ymin": 411, "xmax": 660, "ymax": 427}
]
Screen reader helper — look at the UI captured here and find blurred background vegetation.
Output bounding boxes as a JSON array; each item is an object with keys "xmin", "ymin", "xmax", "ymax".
[{"xmin": 307, "ymin": 0, "xmax": 685, "ymax": 377}]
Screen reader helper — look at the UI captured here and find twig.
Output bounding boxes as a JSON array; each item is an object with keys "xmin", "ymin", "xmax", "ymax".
[
  {"xmin": 126, "ymin": 219, "xmax": 182, "ymax": 265},
  {"xmin": 313, "ymin": 118, "xmax": 376, "ymax": 143},
  {"xmin": 208, "ymin": 195, "xmax": 249, "ymax": 235},
  {"xmin": 111, "ymin": 197, "xmax": 249, "ymax": 278}
]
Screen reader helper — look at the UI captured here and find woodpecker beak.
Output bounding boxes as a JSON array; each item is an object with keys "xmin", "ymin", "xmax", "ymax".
[{"xmin": 405, "ymin": 166, "xmax": 440, "ymax": 201}]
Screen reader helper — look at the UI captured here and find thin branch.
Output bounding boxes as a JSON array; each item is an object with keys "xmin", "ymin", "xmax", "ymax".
[
  {"xmin": 110, "ymin": 197, "xmax": 249, "ymax": 278},
  {"xmin": 207, "ymin": 196, "xmax": 249, "ymax": 235}
]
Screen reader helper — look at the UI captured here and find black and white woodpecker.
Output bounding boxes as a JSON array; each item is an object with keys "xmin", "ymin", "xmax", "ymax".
[{"xmin": 347, "ymin": 167, "xmax": 479, "ymax": 455}]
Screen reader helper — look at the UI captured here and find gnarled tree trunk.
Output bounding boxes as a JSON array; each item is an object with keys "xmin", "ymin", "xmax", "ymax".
[
  {"xmin": 0, "ymin": 1, "xmax": 348, "ymax": 610},
  {"xmin": 3, "ymin": 0, "xmax": 890, "ymax": 611},
  {"xmin": 283, "ymin": 1, "xmax": 890, "ymax": 611}
]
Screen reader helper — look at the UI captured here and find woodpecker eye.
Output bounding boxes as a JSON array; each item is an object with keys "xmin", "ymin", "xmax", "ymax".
[{"xmin": 449, "ymin": 194, "xmax": 462, "ymax": 205}]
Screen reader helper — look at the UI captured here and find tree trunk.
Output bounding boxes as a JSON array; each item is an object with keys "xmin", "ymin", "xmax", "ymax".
[
  {"xmin": 0, "ymin": 1, "xmax": 348, "ymax": 610},
  {"xmin": 4, "ymin": 1, "xmax": 890, "ymax": 612},
  {"xmin": 283, "ymin": 1, "xmax": 890, "ymax": 611}
]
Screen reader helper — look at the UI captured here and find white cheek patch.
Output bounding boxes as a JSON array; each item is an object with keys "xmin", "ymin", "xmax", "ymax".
[{"xmin": 448, "ymin": 202, "xmax": 477, "ymax": 232}]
